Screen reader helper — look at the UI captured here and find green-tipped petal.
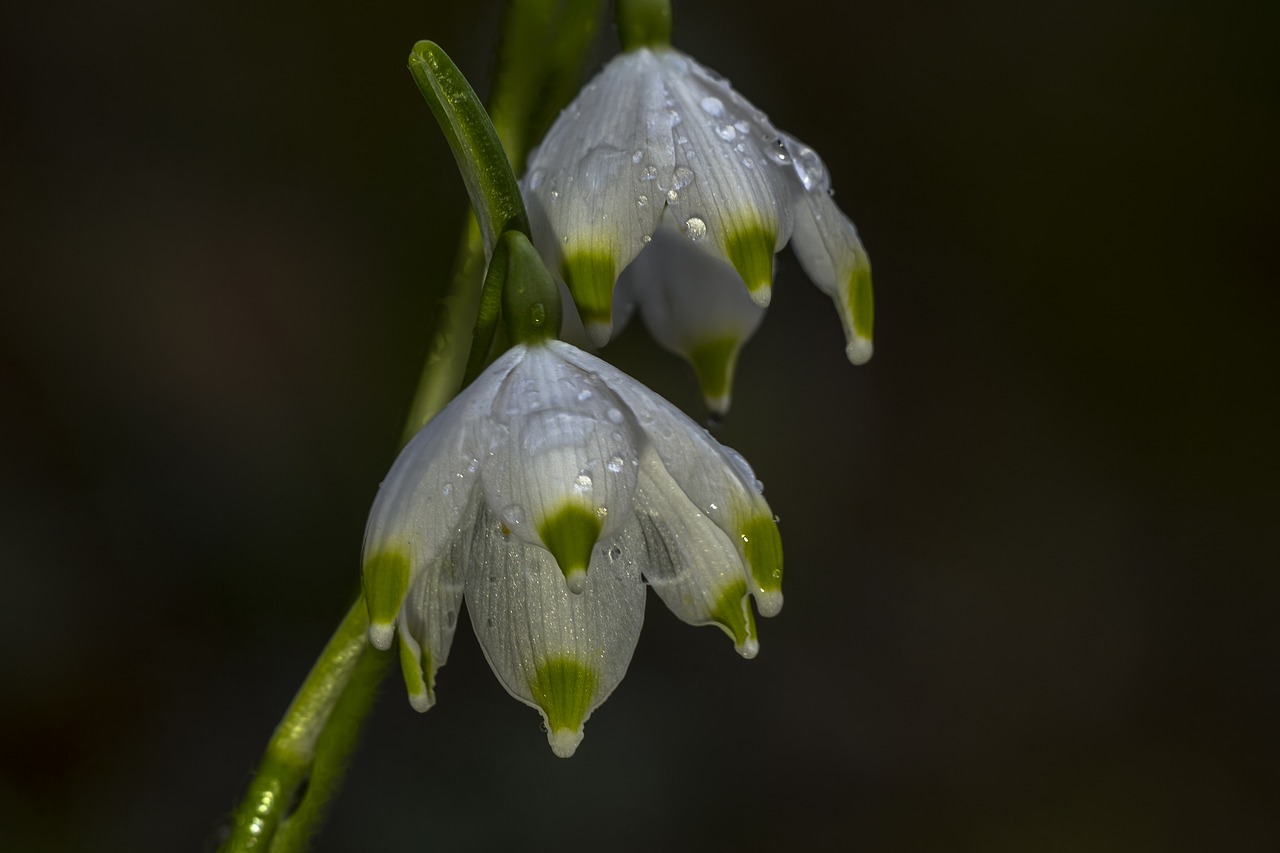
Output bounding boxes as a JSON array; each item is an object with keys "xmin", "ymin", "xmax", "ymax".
[
  {"xmin": 362, "ymin": 550, "xmax": 410, "ymax": 650},
  {"xmin": 620, "ymin": 220, "xmax": 765, "ymax": 415},
  {"xmin": 538, "ymin": 502, "xmax": 604, "ymax": 593},
  {"xmin": 464, "ymin": 500, "xmax": 644, "ymax": 759},
  {"xmin": 562, "ymin": 250, "xmax": 618, "ymax": 345},
  {"xmin": 844, "ymin": 256, "xmax": 874, "ymax": 365},
  {"xmin": 708, "ymin": 580, "xmax": 759, "ymax": 658},
  {"xmin": 531, "ymin": 657, "xmax": 600, "ymax": 757},
  {"xmin": 398, "ymin": 632, "xmax": 436, "ymax": 712},
  {"xmin": 739, "ymin": 513, "xmax": 783, "ymax": 617},
  {"xmin": 784, "ymin": 132, "xmax": 875, "ymax": 364},
  {"xmin": 724, "ymin": 224, "xmax": 777, "ymax": 306},
  {"xmin": 687, "ymin": 335, "xmax": 741, "ymax": 417}
]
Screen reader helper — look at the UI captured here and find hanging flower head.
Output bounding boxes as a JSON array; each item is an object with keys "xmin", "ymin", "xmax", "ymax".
[
  {"xmin": 521, "ymin": 35, "xmax": 875, "ymax": 397},
  {"xmin": 362, "ymin": 335, "xmax": 782, "ymax": 757}
]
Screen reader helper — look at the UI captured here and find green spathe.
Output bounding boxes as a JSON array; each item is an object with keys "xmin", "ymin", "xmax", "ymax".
[
  {"xmin": 537, "ymin": 502, "xmax": 603, "ymax": 592},
  {"xmin": 531, "ymin": 657, "xmax": 600, "ymax": 758}
]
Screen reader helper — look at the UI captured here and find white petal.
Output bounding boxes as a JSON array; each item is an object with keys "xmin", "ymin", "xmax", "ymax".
[
  {"xmin": 463, "ymin": 502, "xmax": 646, "ymax": 757},
  {"xmin": 523, "ymin": 51, "xmax": 676, "ymax": 341},
  {"xmin": 782, "ymin": 133, "xmax": 875, "ymax": 364},
  {"xmin": 549, "ymin": 341, "xmax": 783, "ymax": 615},
  {"xmin": 481, "ymin": 346, "xmax": 643, "ymax": 589},
  {"xmin": 395, "ymin": 508, "xmax": 470, "ymax": 711},
  {"xmin": 361, "ymin": 346, "xmax": 525, "ymax": 648},
  {"xmin": 655, "ymin": 49, "xmax": 793, "ymax": 300},
  {"xmin": 630, "ymin": 449, "xmax": 760, "ymax": 657},
  {"xmin": 622, "ymin": 217, "xmax": 766, "ymax": 414}
]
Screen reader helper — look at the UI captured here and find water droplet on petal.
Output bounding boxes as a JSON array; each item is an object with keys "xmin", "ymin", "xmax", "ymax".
[
  {"xmin": 606, "ymin": 456, "xmax": 624, "ymax": 473},
  {"xmin": 574, "ymin": 473, "xmax": 593, "ymax": 492},
  {"xmin": 672, "ymin": 166, "xmax": 694, "ymax": 190},
  {"xmin": 716, "ymin": 124, "xmax": 737, "ymax": 141},
  {"xmin": 632, "ymin": 149, "xmax": 644, "ymax": 163},
  {"xmin": 682, "ymin": 216, "xmax": 707, "ymax": 241},
  {"xmin": 637, "ymin": 194, "xmax": 649, "ymax": 208},
  {"xmin": 577, "ymin": 388, "xmax": 593, "ymax": 402},
  {"xmin": 640, "ymin": 165, "xmax": 658, "ymax": 181},
  {"xmin": 607, "ymin": 408, "xmax": 624, "ymax": 424},
  {"xmin": 700, "ymin": 96, "xmax": 725, "ymax": 117}
]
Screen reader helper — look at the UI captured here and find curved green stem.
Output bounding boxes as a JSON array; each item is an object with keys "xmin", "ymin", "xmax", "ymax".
[{"xmin": 220, "ymin": 600, "xmax": 382, "ymax": 851}]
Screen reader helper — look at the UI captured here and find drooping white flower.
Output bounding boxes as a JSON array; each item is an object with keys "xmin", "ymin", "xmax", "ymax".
[
  {"xmin": 362, "ymin": 339, "xmax": 782, "ymax": 757},
  {"xmin": 522, "ymin": 45, "xmax": 874, "ymax": 366}
]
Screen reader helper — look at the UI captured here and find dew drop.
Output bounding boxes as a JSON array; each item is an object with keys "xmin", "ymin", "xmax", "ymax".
[
  {"xmin": 607, "ymin": 408, "xmax": 624, "ymax": 424},
  {"xmin": 637, "ymin": 194, "xmax": 649, "ymax": 208},
  {"xmin": 735, "ymin": 120, "xmax": 751, "ymax": 134},
  {"xmin": 641, "ymin": 234, "xmax": 652, "ymax": 244},
  {"xmin": 666, "ymin": 188, "xmax": 680, "ymax": 203},
  {"xmin": 640, "ymin": 165, "xmax": 658, "ymax": 181},
  {"xmin": 549, "ymin": 189, "xmax": 560, "ymax": 200},
  {"xmin": 672, "ymin": 166, "xmax": 694, "ymax": 190},
  {"xmin": 682, "ymin": 216, "xmax": 707, "ymax": 241},
  {"xmin": 716, "ymin": 124, "xmax": 737, "ymax": 141},
  {"xmin": 577, "ymin": 388, "xmax": 593, "ymax": 402},
  {"xmin": 700, "ymin": 95, "xmax": 725, "ymax": 117},
  {"xmin": 606, "ymin": 456, "xmax": 624, "ymax": 473},
  {"xmin": 791, "ymin": 145, "xmax": 827, "ymax": 191},
  {"xmin": 632, "ymin": 149, "xmax": 644, "ymax": 163},
  {"xmin": 574, "ymin": 473, "xmax": 593, "ymax": 492}
]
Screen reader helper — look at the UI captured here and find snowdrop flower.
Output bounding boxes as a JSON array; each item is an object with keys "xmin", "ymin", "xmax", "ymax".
[
  {"xmin": 522, "ymin": 44, "xmax": 874, "ymax": 365},
  {"xmin": 361, "ymin": 339, "xmax": 782, "ymax": 757}
]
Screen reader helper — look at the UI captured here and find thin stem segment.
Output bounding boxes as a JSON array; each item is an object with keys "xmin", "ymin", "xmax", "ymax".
[
  {"xmin": 220, "ymin": 600, "xmax": 383, "ymax": 851},
  {"xmin": 617, "ymin": 0, "xmax": 672, "ymax": 52}
]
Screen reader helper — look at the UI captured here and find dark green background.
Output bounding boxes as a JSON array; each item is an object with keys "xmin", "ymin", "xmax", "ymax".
[{"xmin": 3, "ymin": 1, "xmax": 1276, "ymax": 850}]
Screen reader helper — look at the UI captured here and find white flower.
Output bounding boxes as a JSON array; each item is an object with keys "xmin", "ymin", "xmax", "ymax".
[
  {"xmin": 522, "ymin": 45, "xmax": 874, "ymax": 366},
  {"xmin": 362, "ymin": 339, "xmax": 782, "ymax": 757}
]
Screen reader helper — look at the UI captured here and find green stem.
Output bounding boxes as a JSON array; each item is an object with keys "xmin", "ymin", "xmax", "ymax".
[
  {"xmin": 617, "ymin": 0, "xmax": 672, "ymax": 52},
  {"xmin": 220, "ymin": 600, "xmax": 382, "ymax": 851}
]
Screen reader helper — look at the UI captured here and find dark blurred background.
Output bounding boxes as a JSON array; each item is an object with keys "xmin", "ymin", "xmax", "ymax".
[{"xmin": 3, "ymin": 1, "xmax": 1277, "ymax": 850}]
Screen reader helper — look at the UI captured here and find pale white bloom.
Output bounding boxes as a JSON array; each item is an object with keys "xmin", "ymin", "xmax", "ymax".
[
  {"xmin": 522, "ymin": 45, "xmax": 874, "ymax": 366},
  {"xmin": 362, "ymin": 340, "xmax": 782, "ymax": 757}
]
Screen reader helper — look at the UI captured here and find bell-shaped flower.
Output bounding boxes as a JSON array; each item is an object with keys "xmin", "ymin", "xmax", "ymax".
[
  {"xmin": 361, "ymin": 339, "xmax": 782, "ymax": 757},
  {"xmin": 522, "ymin": 45, "xmax": 874, "ymax": 366}
]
